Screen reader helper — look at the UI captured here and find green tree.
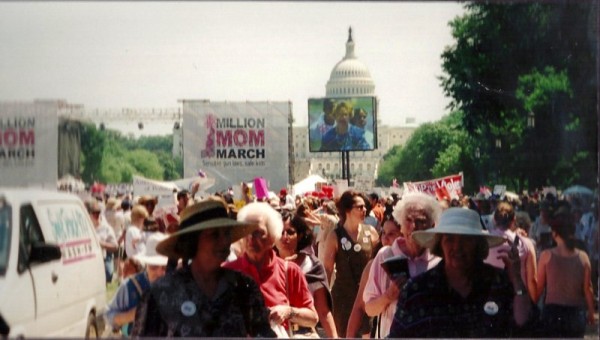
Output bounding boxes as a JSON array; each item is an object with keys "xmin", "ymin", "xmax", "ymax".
[
  {"xmin": 79, "ymin": 124, "xmax": 180, "ymax": 184},
  {"xmin": 377, "ymin": 111, "xmax": 479, "ymax": 193},
  {"xmin": 125, "ymin": 149, "xmax": 165, "ymax": 180},
  {"xmin": 80, "ymin": 123, "xmax": 106, "ymax": 183},
  {"xmin": 441, "ymin": 2, "xmax": 597, "ymax": 191}
]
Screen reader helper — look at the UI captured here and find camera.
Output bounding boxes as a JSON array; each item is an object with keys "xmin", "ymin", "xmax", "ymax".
[{"xmin": 381, "ymin": 254, "xmax": 410, "ymax": 280}]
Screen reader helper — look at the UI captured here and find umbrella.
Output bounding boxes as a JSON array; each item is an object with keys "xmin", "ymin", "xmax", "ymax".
[{"xmin": 563, "ymin": 185, "xmax": 594, "ymax": 196}]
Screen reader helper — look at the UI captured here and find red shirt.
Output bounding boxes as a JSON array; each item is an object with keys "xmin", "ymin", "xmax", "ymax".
[{"xmin": 224, "ymin": 249, "xmax": 314, "ymax": 310}]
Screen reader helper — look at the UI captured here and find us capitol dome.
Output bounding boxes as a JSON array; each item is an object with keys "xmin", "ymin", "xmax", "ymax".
[{"xmin": 326, "ymin": 27, "xmax": 375, "ymax": 98}]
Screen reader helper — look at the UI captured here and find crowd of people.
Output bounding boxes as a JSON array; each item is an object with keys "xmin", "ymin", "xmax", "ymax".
[{"xmin": 79, "ymin": 184, "xmax": 598, "ymax": 337}]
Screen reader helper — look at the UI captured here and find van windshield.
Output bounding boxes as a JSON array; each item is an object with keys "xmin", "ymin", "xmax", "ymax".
[{"xmin": 0, "ymin": 197, "xmax": 11, "ymax": 276}]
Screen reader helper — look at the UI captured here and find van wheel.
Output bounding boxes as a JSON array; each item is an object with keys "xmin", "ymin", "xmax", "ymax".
[{"xmin": 85, "ymin": 313, "xmax": 98, "ymax": 339}]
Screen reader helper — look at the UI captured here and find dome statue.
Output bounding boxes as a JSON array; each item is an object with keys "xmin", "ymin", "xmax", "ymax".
[{"xmin": 326, "ymin": 27, "xmax": 376, "ymax": 97}]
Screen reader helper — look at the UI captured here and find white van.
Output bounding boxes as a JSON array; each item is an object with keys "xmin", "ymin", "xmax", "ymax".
[{"xmin": 0, "ymin": 189, "xmax": 107, "ymax": 338}]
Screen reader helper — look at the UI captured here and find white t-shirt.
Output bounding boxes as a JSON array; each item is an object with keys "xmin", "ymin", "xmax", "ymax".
[{"xmin": 125, "ymin": 226, "xmax": 145, "ymax": 258}]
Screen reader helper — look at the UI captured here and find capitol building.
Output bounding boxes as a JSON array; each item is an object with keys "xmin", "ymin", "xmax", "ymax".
[
  {"xmin": 58, "ymin": 28, "xmax": 416, "ymax": 188},
  {"xmin": 291, "ymin": 28, "xmax": 415, "ymax": 187}
]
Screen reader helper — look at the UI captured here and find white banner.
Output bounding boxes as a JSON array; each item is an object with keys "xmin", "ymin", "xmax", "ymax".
[
  {"xmin": 403, "ymin": 173, "xmax": 464, "ymax": 200},
  {"xmin": 0, "ymin": 101, "xmax": 59, "ymax": 188},
  {"xmin": 182, "ymin": 101, "xmax": 291, "ymax": 192}
]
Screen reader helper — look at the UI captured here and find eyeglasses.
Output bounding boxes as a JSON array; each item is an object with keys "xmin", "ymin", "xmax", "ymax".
[
  {"xmin": 353, "ymin": 204, "xmax": 366, "ymax": 210},
  {"xmin": 251, "ymin": 229, "xmax": 268, "ymax": 240},
  {"xmin": 282, "ymin": 229, "xmax": 297, "ymax": 236},
  {"xmin": 405, "ymin": 217, "xmax": 430, "ymax": 229}
]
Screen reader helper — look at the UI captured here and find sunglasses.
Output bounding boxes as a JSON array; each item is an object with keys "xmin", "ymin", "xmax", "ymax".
[{"xmin": 282, "ymin": 229, "xmax": 297, "ymax": 236}]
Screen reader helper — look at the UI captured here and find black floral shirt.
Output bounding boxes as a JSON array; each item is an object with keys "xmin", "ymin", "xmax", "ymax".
[
  {"xmin": 389, "ymin": 261, "xmax": 516, "ymax": 338},
  {"xmin": 131, "ymin": 267, "xmax": 276, "ymax": 337}
]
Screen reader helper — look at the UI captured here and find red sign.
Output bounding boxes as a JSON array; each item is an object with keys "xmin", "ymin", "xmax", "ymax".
[{"xmin": 403, "ymin": 173, "xmax": 463, "ymax": 200}]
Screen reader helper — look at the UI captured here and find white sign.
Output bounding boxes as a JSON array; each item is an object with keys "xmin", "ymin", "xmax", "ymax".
[
  {"xmin": 0, "ymin": 101, "xmax": 59, "ymax": 188},
  {"xmin": 334, "ymin": 179, "xmax": 349, "ymax": 198},
  {"xmin": 182, "ymin": 101, "xmax": 291, "ymax": 192},
  {"xmin": 353, "ymin": 177, "xmax": 372, "ymax": 194}
]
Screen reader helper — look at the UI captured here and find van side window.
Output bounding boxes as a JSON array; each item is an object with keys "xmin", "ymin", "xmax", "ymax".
[{"xmin": 18, "ymin": 204, "xmax": 45, "ymax": 273}]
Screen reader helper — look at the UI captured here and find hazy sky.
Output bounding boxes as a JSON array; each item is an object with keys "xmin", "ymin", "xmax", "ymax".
[{"xmin": 0, "ymin": 1, "xmax": 465, "ymax": 131}]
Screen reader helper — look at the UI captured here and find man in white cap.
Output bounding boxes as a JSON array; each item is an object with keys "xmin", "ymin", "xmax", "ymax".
[{"xmin": 105, "ymin": 232, "xmax": 168, "ymax": 336}]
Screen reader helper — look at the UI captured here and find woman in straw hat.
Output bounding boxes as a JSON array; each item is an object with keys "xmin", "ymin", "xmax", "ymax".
[
  {"xmin": 388, "ymin": 208, "xmax": 531, "ymax": 337},
  {"xmin": 105, "ymin": 232, "xmax": 168, "ymax": 336},
  {"xmin": 131, "ymin": 198, "xmax": 276, "ymax": 337}
]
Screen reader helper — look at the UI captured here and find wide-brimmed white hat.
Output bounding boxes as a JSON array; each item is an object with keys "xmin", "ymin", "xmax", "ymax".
[
  {"xmin": 412, "ymin": 208, "xmax": 505, "ymax": 249},
  {"xmin": 134, "ymin": 232, "xmax": 169, "ymax": 266}
]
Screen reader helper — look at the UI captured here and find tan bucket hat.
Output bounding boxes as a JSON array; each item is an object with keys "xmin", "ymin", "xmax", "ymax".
[{"xmin": 156, "ymin": 198, "xmax": 257, "ymax": 258}]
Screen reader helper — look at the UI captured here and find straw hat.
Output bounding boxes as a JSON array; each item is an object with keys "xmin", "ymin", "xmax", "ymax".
[
  {"xmin": 412, "ymin": 208, "xmax": 505, "ymax": 249},
  {"xmin": 156, "ymin": 199, "xmax": 258, "ymax": 258},
  {"xmin": 134, "ymin": 233, "xmax": 169, "ymax": 266}
]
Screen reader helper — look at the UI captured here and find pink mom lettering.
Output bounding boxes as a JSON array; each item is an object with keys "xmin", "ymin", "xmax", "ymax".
[
  {"xmin": 0, "ymin": 129, "xmax": 35, "ymax": 146},
  {"xmin": 216, "ymin": 129, "xmax": 264, "ymax": 147}
]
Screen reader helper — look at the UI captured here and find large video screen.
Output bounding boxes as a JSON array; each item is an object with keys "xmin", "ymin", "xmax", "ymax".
[{"xmin": 308, "ymin": 97, "xmax": 377, "ymax": 152}]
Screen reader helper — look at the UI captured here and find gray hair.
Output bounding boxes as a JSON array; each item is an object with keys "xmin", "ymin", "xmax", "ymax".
[
  {"xmin": 392, "ymin": 192, "xmax": 442, "ymax": 226},
  {"xmin": 237, "ymin": 202, "xmax": 284, "ymax": 242}
]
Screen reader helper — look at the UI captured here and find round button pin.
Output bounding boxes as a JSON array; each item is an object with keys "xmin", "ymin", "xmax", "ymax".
[
  {"xmin": 181, "ymin": 301, "xmax": 197, "ymax": 316},
  {"xmin": 483, "ymin": 301, "xmax": 499, "ymax": 315}
]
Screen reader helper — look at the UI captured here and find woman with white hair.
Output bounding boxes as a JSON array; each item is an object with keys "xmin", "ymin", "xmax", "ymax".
[
  {"xmin": 363, "ymin": 192, "xmax": 442, "ymax": 338},
  {"xmin": 224, "ymin": 202, "xmax": 318, "ymax": 336}
]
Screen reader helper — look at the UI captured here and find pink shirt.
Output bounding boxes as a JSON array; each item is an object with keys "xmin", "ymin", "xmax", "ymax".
[
  {"xmin": 485, "ymin": 228, "xmax": 534, "ymax": 286},
  {"xmin": 363, "ymin": 238, "xmax": 440, "ymax": 338}
]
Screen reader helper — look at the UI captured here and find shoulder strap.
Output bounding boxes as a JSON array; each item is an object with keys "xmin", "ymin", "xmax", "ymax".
[{"xmin": 130, "ymin": 275, "xmax": 143, "ymax": 296}]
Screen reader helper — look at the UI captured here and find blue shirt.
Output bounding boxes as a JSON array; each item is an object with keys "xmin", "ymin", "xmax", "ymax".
[
  {"xmin": 320, "ymin": 125, "xmax": 370, "ymax": 151},
  {"xmin": 105, "ymin": 271, "xmax": 151, "ymax": 336}
]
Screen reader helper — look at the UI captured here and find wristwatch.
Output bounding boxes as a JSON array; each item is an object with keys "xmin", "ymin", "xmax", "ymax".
[{"xmin": 288, "ymin": 306, "xmax": 298, "ymax": 320}]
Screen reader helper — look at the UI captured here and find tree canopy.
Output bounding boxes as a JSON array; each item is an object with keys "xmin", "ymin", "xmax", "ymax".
[
  {"xmin": 440, "ymin": 1, "xmax": 597, "ymax": 191},
  {"xmin": 79, "ymin": 123, "xmax": 183, "ymax": 184}
]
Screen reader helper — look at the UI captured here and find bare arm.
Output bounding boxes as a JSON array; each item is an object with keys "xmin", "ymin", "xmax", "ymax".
[
  {"xmin": 346, "ymin": 260, "xmax": 372, "ymax": 338},
  {"xmin": 313, "ymin": 287, "xmax": 338, "ymax": 338},
  {"xmin": 581, "ymin": 253, "xmax": 597, "ymax": 325},
  {"xmin": 534, "ymin": 250, "xmax": 549, "ymax": 304},
  {"xmin": 524, "ymin": 240, "xmax": 538, "ymax": 302},
  {"xmin": 499, "ymin": 239, "xmax": 531, "ymax": 326},
  {"xmin": 112, "ymin": 307, "xmax": 137, "ymax": 327},
  {"xmin": 323, "ymin": 230, "xmax": 338, "ymax": 286},
  {"xmin": 269, "ymin": 305, "xmax": 318, "ymax": 328},
  {"xmin": 369, "ymin": 225, "xmax": 379, "ymax": 245},
  {"xmin": 364, "ymin": 277, "xmax": 404, "ymax": 317}
]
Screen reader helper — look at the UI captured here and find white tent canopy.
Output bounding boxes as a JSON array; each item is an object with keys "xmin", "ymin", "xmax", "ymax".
[{"xmin": 292, "ymin": 174, "xmax": 327, "ymax": 196}]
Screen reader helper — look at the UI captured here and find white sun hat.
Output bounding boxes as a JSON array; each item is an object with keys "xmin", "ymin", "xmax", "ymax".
[
  {"xmin": 412, "ymin": 208, "xmax": 505, "ymax": 249},
  {"xmin": 134, "ymin": 232, "xmax": 169, "ymax": 266}
]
